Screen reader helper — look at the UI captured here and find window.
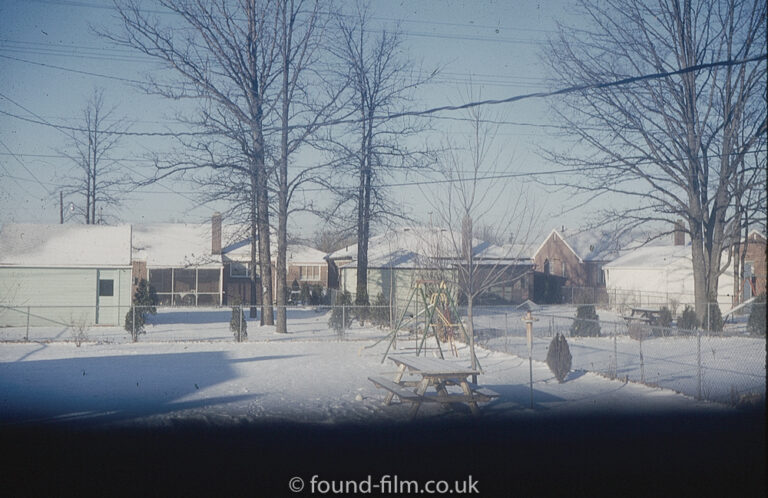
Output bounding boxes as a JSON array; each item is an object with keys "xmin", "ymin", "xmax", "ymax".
[
  {"xmin": 543, "ymin": 259, "xmax": 550, "ymax": 275},
  {"xmin": 561, "ymin": 262, "xmax": 567, "ymax": 278},
  {"xmin": 99, "ymin": 279, "xmax": 114, "ymax": 297},
  {"xmin": 230, "ymin": 263, "xmax": 250, "ymax": 278},
  {"xmin": 298, "ymin": 265, "xmax": 320, "ymax": 281}
]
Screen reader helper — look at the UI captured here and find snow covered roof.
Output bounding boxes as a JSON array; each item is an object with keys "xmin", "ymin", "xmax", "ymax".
[
  {"xmin": 0, "ymin": 223, "xmax": 132, "ymax": 267},
  {"xmin": 603, "ymin": 244, "xmax": 691, "ymax": 270},
  {"xmin": 536, "ymin": 228, "xmax": 661, "ymax": 263},
  {"xmin": 329, "ymin": 226, "xmax": 534, "ymax": 269},
  {"xmin": 132, "ymin": 223, "xmax": 223, "ymax": 268}
]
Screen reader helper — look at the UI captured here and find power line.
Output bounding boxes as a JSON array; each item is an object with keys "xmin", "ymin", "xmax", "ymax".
[
  {"xmin": 0, "ymin": 139, "xmax": 53, "ymax": 195},
  {"xmin": 2, "ymin": 55, "xmax": 764, "ymax": 137}
]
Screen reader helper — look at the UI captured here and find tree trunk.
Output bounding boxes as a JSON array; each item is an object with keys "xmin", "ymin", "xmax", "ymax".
[
  {"xmin": 355, "ymin": 115, "xmax": 372, "ymax": 306},
  {"xmin": 275, "ymin": 5, "xmax": 290, "ymax": 335}
]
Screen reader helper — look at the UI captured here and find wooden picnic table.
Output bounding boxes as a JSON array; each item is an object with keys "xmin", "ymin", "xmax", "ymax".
[
  {"xmin": 625, "ymin": 307, "xmax": 662, "ymax": 325},
  {"xmin": 368, "ymin": 354, "xmax": 498, "ymax": 418}
]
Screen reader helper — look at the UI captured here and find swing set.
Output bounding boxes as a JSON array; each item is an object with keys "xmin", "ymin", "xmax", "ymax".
[{"xmin": 368, "ymin": 279, "xmax": 481, "ymax": 371}]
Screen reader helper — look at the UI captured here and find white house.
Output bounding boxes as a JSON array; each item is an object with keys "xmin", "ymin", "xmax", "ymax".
[
  {"xmin": 0, "ymin": 224, "xmax": 133, "ymax": 326},
  {"xmin": 603, "ymin": 244, "xmax": 735, "ymax": 312},
  {"xmin": 328, "ymin": 226, "xmax": 535, "ymax": 312}
]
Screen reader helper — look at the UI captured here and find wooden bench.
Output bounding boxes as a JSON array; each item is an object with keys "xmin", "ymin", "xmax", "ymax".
[{"xmin": 368, "ymin": 376, "xmax": 423, "ymax": 403}]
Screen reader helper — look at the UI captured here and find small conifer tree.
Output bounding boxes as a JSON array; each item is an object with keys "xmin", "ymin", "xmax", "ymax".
[
  {"xmin": 230, "ymin": 305, "xmax": 247, "ymax": 341},
  {"xmin": 570, "ymin": 305, "xmax": 601, "ymax": 337},
  {"xmin": 677, "ymin": 305, "xmax": 699, "ymax": 334},
  {"xmin": 546, "ymin": 333, "xmax": 572, "ymax": 383},
  {"xmin": 747, "ymin": 294, "xmax": 766, "ymax": 336},
  {"xmin": 124, "ymin": 279, "xmax": 157, "ymax": 340},
  {"xmin": 329, "ymin": 290, "xmax": 353, "ymax": 333},
  {"xmin": 370, "ymin": 293, "xmax": 390, "ymax": 328}
]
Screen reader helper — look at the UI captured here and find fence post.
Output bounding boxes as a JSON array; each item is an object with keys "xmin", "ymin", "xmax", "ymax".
[
  {"xmin": 504, "ymin": 312, "xmax": 509, "ymax": 353},
  {"xmin": 132, "ymin": 306, "xmax": 136, "ymax": 342},
  {"xmin": 239, "ymin": 305, "xmax": 243, "ymax": 342},
  {"xmin": 612, "ymin": 324, "xmax": 618, "ymax": 380},
  {"xmin": 342, "ymin": 304, "xmax": 346, "ymax": 339},
  {"xmin": 697, "ymin": 329, "xmax": 702, "ymax": 400},
  {"xmin": 25, "ymin": 306, "xmax": 30, "ymax": 342},
  {"xmin": 522, "ymin": 311, "xmax": 537, "ymax": 409},
  {"xmin": 639, "ymin": 335, "xmax": 645, "ymax": 384}
]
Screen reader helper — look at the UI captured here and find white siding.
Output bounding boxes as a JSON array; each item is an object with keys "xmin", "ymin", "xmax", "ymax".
[{"xmin": 0, "ymin": 267, "xmax": 131, "ymax": 327}]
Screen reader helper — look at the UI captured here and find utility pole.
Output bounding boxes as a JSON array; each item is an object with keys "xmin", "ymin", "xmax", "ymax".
[{"xmin": 59, "ymin": 191, "xmax": 64, "ymax": 224}]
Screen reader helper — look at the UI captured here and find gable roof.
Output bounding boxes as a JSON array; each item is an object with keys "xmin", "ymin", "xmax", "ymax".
[
  {"xmin": 535, "ymin": 228, "xmax": 661, "ymax": 263},
  {"xmin": 0, "ymin": 223, "xmax": 132, "ymax": 267},
  {"xmin": 328, "ymin": 226, "xmax": 534, "ymax": 269}
]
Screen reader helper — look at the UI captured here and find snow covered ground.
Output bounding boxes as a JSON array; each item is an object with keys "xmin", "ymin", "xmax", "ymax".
[{"xmin": 0, "ymin": 307, "xmax": 745, "ymax": 428}]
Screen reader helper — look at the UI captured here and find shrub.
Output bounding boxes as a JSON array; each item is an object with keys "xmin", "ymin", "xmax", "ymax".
[
  {"xmin": 747, "ymin": 294, "xmax": 765, "ymax": 337},
  {"xmin": 329, "ymin": 290, "xmax": 353, "ymax": 333},
  {"xmin": 309, "ymin": 284, "xmax": 324, "ymax": 306},
  {"xmin": 628, "ymin": 322, "xmax": 651, "ymax": 340},
  {"xmin": 370, "ymin": 293, "xmax": 390, "ymax": 328},
  {"xmin": 570, "ymin": 305, "xmax": 601, "ymax": 337},
  {"xmin": 546, "ymin": 333, "xmax": 572, "ymax": 383},
  {"xmin": 124, "ymin": 279, "xmax": 157, "ymax": 340},
  {"xmin": 353, "ymin": 290, "xmax": 370, "ymax": 326},
  {"xmin": 677, "ymin": 305, "xmax": 699, "ymax": 333},
  {"xmin": 300, "ymin": 282, "xmax": 311, "ymax": 305},
  {"xmin": 652, "ymin": 307, "xmax": 673, "ymax": 337},
  {"xmin": 230, "ymin": 305, "xmax": 247, "ymax": 341},
  {"xmin": 705, "ymin": 303, "xmax": 724, "ymax": 332}
]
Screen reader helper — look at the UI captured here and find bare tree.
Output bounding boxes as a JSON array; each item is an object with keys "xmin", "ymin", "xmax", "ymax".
[
  {"xmin": 106, "ymin": 0, "xmax": 284, "ymax": 324},
  {"xmin": 60, "ymin": 89, "xmax": 128, "ymax": 224},
  {"xmin": 422, "ymin": 102, "xmax": 538, "ymax": 371},
  {"xmin": 272, "ymin": 0, "xmax": 343, "ymax": 333},
  {"xmin": 322, "ymin": 2, "xmax": 436, "ymax": 308},
  {"xmin": 545, "ymin": 0, "xmax": 766, "ymax": 320}
]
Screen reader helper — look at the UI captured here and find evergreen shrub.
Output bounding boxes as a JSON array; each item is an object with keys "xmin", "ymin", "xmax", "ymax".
[
  {"xmin": 570, "ymin": 305, "xmax": 601, "ymax": 337},
  {"xmin": 546, "ymin": 333, "xmax": 572, "ymax": 383},
  {"xmin": 747, "ymin": 294, "xmax": 766, "ymax": 336}
]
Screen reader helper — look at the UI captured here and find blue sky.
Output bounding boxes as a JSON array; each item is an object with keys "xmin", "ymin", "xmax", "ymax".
[{"xmin": 0, "ymin": 0, "xmax": 594, "ymax": 240}]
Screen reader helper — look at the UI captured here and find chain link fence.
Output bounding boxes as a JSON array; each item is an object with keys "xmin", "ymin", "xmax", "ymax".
[
  {"xmin": 2, "ymin": 300, "xmax": 764, "ymax": 407},
  {"xmin": 470, "ymin": 304, "xmax": 765, "ymax": 407}
]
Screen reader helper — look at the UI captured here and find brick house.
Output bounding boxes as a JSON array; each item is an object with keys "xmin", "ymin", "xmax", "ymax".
[
  {"xmin": 533, "ymin": 228, "xmax": 626, "ymax": 288},
  {"xmin": 131, "ymin": 214, "xmax": 329, "ymax": 307},
  {"xmin": 733, "ymin": 230, "xmax": 767, "ymax": 302}
]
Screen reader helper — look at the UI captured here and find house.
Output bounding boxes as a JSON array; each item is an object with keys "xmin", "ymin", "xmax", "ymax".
[
  {"xmin": 328, "ymin": 227, "xmax": 534, "ymax": 312},
  {"xmin": 0, "ymin": 224, "xmax": 133, "ymax": 326},
  {"xmin": 731, "ymin": 230, "xmax": 766, "ymax": 302},
  {"xmin": 131, "ymin": 221, "xmax": 227, "ymax": 307},
  {"xmin": 603, "ymin": 244, "xmax": 735, "ymax": 312},
  {"xmin": 533, "ymin": 228, "xmax": 640, "ymax": 288},
  {"xmin": 133, "ymin": 214, "xmax": 330, "ymax": 307}
]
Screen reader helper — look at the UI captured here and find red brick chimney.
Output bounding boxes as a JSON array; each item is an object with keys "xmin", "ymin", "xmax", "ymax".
[
  {"xmin": 212, "ymin": 212, "xmax": 222, "ymax": 255},
  {"xmin": 674, "ymin": 220, "xmax": 685, "ymax": 246}
]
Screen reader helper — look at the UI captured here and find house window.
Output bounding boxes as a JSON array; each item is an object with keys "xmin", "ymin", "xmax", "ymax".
[
  {"xmin": 561, "ymin": 262, "xmax": 567, "ymax": 279},
  {"xmin": 230, "ymin": 263, "xmax": 250, "ymax": 278},
  {"xmin": 543, "ymin": 259, "xmax": 550, "ymax": 275},
  {"xmin": 299, "ymin": 265, "xmax": 320, "ymax": 281},
  {"xmin": 99, "ymin": 279, "xmax": 114, "ymax": 297}
]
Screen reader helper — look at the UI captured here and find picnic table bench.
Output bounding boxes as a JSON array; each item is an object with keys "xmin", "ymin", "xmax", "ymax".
[{"xmin": 369, "ymin": 354, "xmax": 499, "ymax": 418}]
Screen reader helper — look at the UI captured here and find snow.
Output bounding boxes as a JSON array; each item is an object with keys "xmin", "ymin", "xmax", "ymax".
[
  {"xmin": 0, "ymin": 223, "xmax": 132, "ymax": 267},
  {"xmin": 132, "ymin": 223, "xmax": 222, "ymax": 268},
  {"xmin": 0, "ymin": 307, "xmax": 745, "ymax": 429},
  {"xmin": 330, "ymin": 226, "xmax": 533, "ymax": 270}
]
